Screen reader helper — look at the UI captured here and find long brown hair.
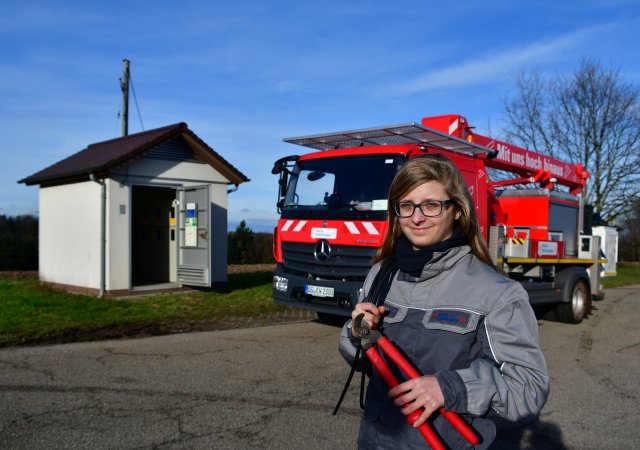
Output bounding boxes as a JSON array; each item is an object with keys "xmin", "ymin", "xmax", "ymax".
[{"xmin": 375, "ymin": 153, "xmax": 499, "ymax": 272}]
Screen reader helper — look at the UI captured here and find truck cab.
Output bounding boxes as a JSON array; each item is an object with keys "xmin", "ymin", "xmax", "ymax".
[{"xmin": 272, "ymin": 148, "xmax": 405, "ymax": 316}]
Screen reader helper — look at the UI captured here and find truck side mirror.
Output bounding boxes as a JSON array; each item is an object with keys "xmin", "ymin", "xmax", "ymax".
[
  {"xmin": 272, "ymin": 161, "xmax": 285, "ymax": 175},
  {"xmin": 272, "ymin": 155, "xmax": 300, "ymax": 174},
  {"xmin": 272, "ymin": 155, "xmax": 299, "ymax": 213}
]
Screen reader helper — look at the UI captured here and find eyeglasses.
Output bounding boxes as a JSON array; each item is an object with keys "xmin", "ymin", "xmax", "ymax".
[{"xmin": 394, "ymin": 200, "xmax": 453, "ymax": 218}]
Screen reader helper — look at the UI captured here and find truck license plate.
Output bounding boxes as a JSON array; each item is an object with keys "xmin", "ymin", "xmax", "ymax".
[{"xmin": 305, "ymin": 285, "xmax": 335, "ymax": 298}]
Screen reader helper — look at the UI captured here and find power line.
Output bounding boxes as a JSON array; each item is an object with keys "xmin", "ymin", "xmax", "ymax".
[{"xmin": 129, "ymin": 73, "xmax": 144, "ymax": 131}]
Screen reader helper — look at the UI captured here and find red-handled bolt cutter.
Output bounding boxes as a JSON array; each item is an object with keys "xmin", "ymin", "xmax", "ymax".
[{"xmin": 352, "ymin": 313, "xmax": 479, "ymax": 450}]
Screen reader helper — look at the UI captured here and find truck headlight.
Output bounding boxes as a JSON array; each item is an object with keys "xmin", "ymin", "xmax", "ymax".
[{"xmin": 273, "ymin": 275, "xmax": 288, "ymax": 292}]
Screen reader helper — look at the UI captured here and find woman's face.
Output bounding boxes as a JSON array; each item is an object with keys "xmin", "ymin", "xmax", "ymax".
[{"xmin": 397, "ymin": 180, "xmax": 459, "ymax": 250}]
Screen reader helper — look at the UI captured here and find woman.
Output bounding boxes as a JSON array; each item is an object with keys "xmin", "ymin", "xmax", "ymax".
[{"xmin": 339, "ymin": 154, "xmax": 549, "ymax": 449}]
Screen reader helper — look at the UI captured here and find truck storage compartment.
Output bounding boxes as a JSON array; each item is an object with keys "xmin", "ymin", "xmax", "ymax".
[{"xmin": 497, "ymin": 189, "xmax": 580, "ymax": 257}]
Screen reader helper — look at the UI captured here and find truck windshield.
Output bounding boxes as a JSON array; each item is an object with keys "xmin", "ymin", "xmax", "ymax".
[{"xmin": 282, "ymin": 153, "xmax": 405, "ymax": 220}]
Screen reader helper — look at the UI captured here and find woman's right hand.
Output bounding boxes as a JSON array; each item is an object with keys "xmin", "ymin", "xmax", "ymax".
[{"xmin": 352, "ymin": 302, "xmax": 386, "ymax": 330}]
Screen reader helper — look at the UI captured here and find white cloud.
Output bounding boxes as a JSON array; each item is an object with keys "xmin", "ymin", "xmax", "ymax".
[{"xmin": 391, "ymin": 23, "xmax": 620, "ymax": 95}]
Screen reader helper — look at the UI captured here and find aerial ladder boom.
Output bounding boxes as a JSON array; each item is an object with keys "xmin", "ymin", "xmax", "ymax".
[
  {"xmin": 472, "ymin": 133, "xmax": 589, "ymax": 194},
  {"xmin": 421, "ymin": 115, "xmax": 590, "ymax": 194}
]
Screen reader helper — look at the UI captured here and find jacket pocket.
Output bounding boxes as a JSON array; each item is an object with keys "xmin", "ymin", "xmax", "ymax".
[{"xmin": 422, "ymin": 308, "xmax": 481, "ymax": 334}]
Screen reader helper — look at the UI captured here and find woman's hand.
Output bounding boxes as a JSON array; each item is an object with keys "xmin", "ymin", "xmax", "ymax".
[
  {"xmin": 388, "ymin": 375, "xmax": 445, "ymax": 427},
  {"xmin": 352, "ymin": 302, "xmax": 386, "ymax": 330}
]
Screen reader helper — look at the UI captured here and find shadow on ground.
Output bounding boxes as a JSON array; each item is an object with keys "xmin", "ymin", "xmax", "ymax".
[{"xmin": 492, "ymin": 418, "xmax": 567, "ymax": 449}]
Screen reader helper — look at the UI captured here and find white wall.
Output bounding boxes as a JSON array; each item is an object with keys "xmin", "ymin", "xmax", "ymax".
[
  {"xmin": 39, "ymin": 182, "xmax": 102, "ymax": 289},
  {"xmin": 123, "ymin": 158, "xmax": 229, "ymax": 184},
  {"xmin": 593, "ymin": 226, "xmax": 619, "ymax": 276},
  {"xmin": 208, "ymin": 182, "xmax": 229, "ymax": 284},
  {"xmin": 105, "ymin": 178, "xmax": 131, "ymax": 290}
]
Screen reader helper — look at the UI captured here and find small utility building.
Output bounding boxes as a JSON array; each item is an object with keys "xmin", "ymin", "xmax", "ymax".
[{"xmin": 19, "ymin": 123, "xmax": 248, "ymax": 296}]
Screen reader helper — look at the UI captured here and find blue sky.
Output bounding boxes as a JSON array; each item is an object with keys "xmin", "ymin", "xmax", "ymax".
[{"xmin": 2, "ymin": 0, "xmax": 639, "ymax": 232}]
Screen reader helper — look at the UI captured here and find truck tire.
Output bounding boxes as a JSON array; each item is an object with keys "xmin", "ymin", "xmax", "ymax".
[{"xmin": 553, "ymin": 278, "xmax": 590, "ymax": 324}]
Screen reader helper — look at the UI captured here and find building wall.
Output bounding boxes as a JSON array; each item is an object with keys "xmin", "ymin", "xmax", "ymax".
[
  {"xmin": 121, "ymin": 157, "xmax": 230, "ymax": 185},
  {"xmin": 208, "ymin": 182, "xmax": 229, "ymax": 284},
  {"xmin": 39, "ymin": 182, "xmax": 102, "ymax": 289},
  {"xmin": 105, "ymin": 178, "xmax": 132, "ymax": 291}
]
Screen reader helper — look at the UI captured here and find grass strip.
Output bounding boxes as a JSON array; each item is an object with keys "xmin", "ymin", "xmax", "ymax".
[
  {"xmin": 1, "ymin": 266, "xmax": 637, "ymax": 347},
  {"xmin": 0, "ymin": 271, "xmax": 289, "ymax": 347},
  {"xmin": 601, "ymin": 264, "xmax": 640, "ymax": 289}
]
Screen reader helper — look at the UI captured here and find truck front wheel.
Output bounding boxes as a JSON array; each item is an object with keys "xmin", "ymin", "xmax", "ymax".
[{"xmin": 553, "ymin": 278, "xmax": 590, "ymax": 324}]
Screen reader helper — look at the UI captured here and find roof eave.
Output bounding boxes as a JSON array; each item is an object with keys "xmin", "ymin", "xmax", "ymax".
[{"xmin": 19, "ymin": 166, "xmax": 110, "ymax": 187}]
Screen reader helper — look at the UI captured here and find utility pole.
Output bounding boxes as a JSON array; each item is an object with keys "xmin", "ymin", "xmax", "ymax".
[{"xmin": 120, "ymin": 59, "xmax": 130, "ymax": 136}]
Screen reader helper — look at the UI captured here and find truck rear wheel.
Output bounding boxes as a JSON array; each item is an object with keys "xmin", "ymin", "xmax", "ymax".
[{"xmin": 553, "ymin": 278, "xmax": 590, "ymax": 324}]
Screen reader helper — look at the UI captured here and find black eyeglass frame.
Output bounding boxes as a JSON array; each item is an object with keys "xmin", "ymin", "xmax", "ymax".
[{"xmin": 393, "ymin": 199, "xmax": 454, "ymax": 218}]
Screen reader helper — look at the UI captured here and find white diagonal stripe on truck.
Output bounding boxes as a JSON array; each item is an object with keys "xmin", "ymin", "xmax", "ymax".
[
  {"xmin": 344, "ymin": 222, "xmax": 360, "ymax": 234},
  {"xmin": 281, "ymin": 220, "xmax": 294, "ymax": 231},
  {"xmin": 362, "ymin": 222, "xmax": 380, "ymax": 235}
]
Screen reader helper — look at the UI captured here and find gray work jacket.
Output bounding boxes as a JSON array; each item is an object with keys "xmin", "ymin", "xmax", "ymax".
[{"xmin": 339, "ymin": 245, "xmax": 550, "ymax": 449}]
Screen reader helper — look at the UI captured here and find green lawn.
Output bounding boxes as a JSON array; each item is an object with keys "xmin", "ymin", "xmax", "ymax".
[
  {"xmin": 1, "ymin": 265, "xmax": 638, "ymax": 348},
  {"xmin": 601, "ymin": 264, "xmax": 640, "ymax": 288},
  {"xmin": 0, "ymin": 271, "xmax": 286, "ymax": 347}
]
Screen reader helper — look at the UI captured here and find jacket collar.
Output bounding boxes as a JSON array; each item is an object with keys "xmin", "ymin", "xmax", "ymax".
[{"xmin": 397, "ymin": 245, "xmax": 471, "ymax": 282}]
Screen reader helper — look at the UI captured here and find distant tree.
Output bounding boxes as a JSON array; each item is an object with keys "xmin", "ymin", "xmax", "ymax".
[
  {"xmin": 228, "ymin": 220, "xmax": 255, "ymax": 264},
  {"xmin": 618, "ymin": 198, "xmax": 640, "ymax": 262},
  {"xmin": 0, "ymin": 214, "xmax": 38, "ymax": 270},
  {"xmin": 253, "ymin": 232, "xmax": 275, "ymax": 263},
  {"xmin": 502, "ymin": 58, "xmax": 640, "ymax": 223}
]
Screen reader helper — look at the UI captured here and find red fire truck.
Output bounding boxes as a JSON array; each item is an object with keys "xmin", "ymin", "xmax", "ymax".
[{"xmin": 271, "ymin": 114, "xmax": 607, "ymax": 324}]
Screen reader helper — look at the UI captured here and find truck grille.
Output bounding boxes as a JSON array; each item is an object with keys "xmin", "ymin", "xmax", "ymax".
[{"xmin": 281, "ymin": 242, "xmax": 376, "ymax": 279}]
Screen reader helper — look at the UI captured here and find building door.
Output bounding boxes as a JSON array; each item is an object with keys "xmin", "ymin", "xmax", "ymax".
[
  {"xmin": 131, "ymin": 185, "xmax": 178, "ymax": 287},
  {"xmin": 177, "ymin": 185, "xmax": 211, "ymax": 287}
]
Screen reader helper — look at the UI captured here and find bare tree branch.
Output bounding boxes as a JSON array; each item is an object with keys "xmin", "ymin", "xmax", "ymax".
[{"xmin": 501, "ymin": 58, "xmax": 640, "ymax": 223}]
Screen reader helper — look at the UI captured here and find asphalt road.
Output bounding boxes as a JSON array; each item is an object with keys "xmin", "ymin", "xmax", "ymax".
[{"xmin": 0, "ymin": 284, "xmax": 639, "ymax": 449}]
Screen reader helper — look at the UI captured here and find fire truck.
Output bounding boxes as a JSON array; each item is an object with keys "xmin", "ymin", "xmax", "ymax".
[{"xmin": 271, "ymin": 114, "xmax": 608, "ymax": 324}]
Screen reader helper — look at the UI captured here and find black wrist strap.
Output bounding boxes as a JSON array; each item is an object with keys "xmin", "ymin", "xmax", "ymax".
[
  {"xmin": 332, "ymin": 343, "xmax": 361, "ymax": 415},
  {"xmin": 332, "ymin": 259, "xmax": 397, "ymax": 416}
]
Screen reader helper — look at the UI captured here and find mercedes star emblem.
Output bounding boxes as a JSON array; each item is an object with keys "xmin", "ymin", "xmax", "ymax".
[{"xmin": 313, "ymin": 239, "xmax": 332, "ymax": 263}]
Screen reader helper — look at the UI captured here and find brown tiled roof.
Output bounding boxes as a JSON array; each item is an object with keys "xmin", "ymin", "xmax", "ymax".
[{"xmin": 19, "ymin": 123, "xmax": 249, "ymax": 187}]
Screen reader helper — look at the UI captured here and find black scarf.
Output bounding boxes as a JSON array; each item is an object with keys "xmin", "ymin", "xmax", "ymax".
[{"xmin": 394, "ymin": 232, "xmax": 468, "ymax": 277}]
